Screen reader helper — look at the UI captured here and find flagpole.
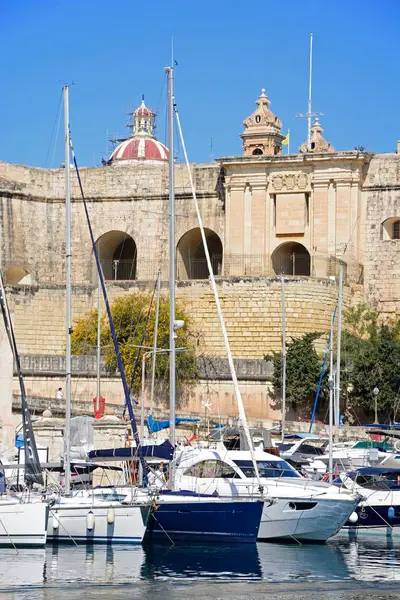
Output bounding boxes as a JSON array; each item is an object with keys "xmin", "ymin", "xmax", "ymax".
[{"xmin": 307, "ymin": 33, "xmax": 313, "ymax": 151}]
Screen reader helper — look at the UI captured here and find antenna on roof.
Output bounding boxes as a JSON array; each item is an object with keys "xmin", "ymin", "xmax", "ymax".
[{"xmin": 210, "ymin": 137, "xmax": 214, "ymax": 162}]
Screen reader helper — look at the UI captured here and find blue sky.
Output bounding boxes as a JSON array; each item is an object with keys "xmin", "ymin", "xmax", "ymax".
[{"xmin": 1, "ymin": 1, "xmax": 399, "ymax": 167}]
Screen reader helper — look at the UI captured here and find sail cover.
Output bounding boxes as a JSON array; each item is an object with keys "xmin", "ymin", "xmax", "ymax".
[
  {"xmin": 147, "ymin": 414, "xmax": 199, "ymax": 434},
  {"xmin": 0, "ymin": 273, "xmax": 43, "ymax": 486}
]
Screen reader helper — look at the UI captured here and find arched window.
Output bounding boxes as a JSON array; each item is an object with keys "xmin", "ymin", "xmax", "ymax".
[
  {"xmin": 271, "ymin": 242, "xmax": 311, "ymax": 276},
  {"xmin": 177, "ymin": 228, "xmax": 223, "ymax": 280},
  {"xmin": 95, "ymin": 231, "xmax": 137, "ymax": 281},
  {"xmin": 382, "ymin": 218, "xmax": 400, "ymax": 240},
  {"xmin": 252, "ymin": 148, "xmax": 263, "ymax": 156}
]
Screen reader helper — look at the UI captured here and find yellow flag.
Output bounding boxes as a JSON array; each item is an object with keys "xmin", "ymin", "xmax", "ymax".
[{"xmin": 282, "ymin": 132, "xmax": 290, "ymax": 146}]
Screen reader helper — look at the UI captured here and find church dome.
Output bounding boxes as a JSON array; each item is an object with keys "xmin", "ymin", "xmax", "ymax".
[
  {"xmin": 109, "ymin": 97, "xmax": 169, "ymax": 164},
  {"xmin": 110, "ymin": 138, "xmax": 169, "ymax": 162}
]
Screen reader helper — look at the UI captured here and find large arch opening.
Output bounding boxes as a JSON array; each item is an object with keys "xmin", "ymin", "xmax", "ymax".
[
  {"xmin": 4, "ymin": 267, "xmax": 32, "ymax": 285},
  {"xmin": 177, "ymin": 228, "xmax": 223, "ymax": 280},
  {"xmin": 95, "ymin": 231, "xmax": 137, "ymax": 281},
  {"xmin": 272, "ymin": 242, "xmax": 310, "ymax": 276}
]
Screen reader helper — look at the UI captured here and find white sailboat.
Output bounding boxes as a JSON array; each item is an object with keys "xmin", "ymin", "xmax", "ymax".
[
  {"xmin": 44, "ymin": 85, "xmax": 150, "ymax": 545},
  {"xmin": 0, "ymin": 270, "xmax": 48, "ymax": 547}
]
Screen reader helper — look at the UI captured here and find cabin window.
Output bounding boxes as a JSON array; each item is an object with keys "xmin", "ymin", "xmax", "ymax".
[
  {"xmin": 233, "ymin": 459, "xmax": 300, "ymax": 478},
  {"xmin": 183, "ymin": 460, "xmax": 239, "ymax": 478}
]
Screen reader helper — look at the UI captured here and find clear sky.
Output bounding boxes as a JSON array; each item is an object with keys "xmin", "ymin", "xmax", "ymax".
[{"xmin": 1, "ymin": 0, "xmax": 399, "ymax": 167}]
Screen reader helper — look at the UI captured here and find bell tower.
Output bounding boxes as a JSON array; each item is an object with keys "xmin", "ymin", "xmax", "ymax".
[{"xmin": 241, "ymin": 89, "xmax": 285, "ymax": 157}]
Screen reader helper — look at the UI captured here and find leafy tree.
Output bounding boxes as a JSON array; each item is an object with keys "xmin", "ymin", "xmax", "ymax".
[
  {"xmin": 265, "ymin": 303, "xmax": 400, "ymax": 423},
  {"xmin": 265, "ymin": 333, "xmax": 327, "ymax": 417},
  {"xmin": 340, "ymin": 324, "xmax": 400, "ymax": 422},
  {"xmin": 71, "ymin": 292, "xmax": 198, "ymax": 406}
]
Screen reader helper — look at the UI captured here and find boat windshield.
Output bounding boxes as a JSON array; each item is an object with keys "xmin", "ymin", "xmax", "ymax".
[{"xmin": 233, "ymin": 459, "xmax": 301, "ymax": 478}]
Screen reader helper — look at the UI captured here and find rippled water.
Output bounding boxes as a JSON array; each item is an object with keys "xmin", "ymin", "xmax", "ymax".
[{"xmin": 2, "ymin": 533, "xmax": 400, "ymax": 599}]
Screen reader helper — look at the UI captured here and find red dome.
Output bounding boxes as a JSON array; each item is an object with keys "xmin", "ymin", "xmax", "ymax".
[
  {"xmin": 135, "ymin": 105, "xmax": 151, "ymax": 117},
  {"xmin": 110, "ymin": 137, "xmax": 169, "ymax": 162}
]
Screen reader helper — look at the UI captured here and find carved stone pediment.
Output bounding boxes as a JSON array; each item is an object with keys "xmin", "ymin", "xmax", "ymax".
[{"xmin": 270, "ymin": 172, "xmax": 310, "ymax": 193}]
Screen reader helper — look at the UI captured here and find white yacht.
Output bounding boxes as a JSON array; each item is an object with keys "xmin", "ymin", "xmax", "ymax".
[
  {"xmin": 46, "ymin": 492, "xmax": 149, "ymax": 545},
  {"xmin": 0, "ymin": 498, "xmax": 47, "ymax": 547},
  {"xmin": 279, "ymin": 434, "xmax": 388, "ymax": 476},
  {"xmin": 171, "ymin": 445, "xmax": 360, "ymax": 542}
]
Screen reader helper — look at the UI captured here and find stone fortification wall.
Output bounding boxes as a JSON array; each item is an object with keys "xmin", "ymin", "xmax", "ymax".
[
  {"xmin": 0, "ymin": 161, "xmax": 222, "ymax": 285},
  {"xmin": 9, "ymin": 277, "xmax": 348, "ymax": 358},
  {"xmin": 363, "ymin": 154, "xmax": 400, "ymax": 314}
]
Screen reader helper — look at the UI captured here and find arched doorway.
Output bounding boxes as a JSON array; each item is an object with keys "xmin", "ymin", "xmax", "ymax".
[
  {"xmin": 272, "ymin": 242, "xmax": 310, "ymax": 276},
  {"xmin": 177, "ymin": 228, "xmax": 223, "ymax": 280},
  {"xmin": 95, "ymin": 231, "xmax": 137, "ymax": 281}
]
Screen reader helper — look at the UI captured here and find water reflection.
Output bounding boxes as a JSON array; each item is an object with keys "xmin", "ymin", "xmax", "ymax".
[
  {"xmin": 141, "ymin": 542, "xmax": 262, "ymax": 580},
  {"xmin": 2, "ymin": 536, "xmax": 400, "ymax": 589}
]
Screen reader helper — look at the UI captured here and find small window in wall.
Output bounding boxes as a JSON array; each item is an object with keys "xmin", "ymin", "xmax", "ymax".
[{"xmin": 382, "ymin": 218, "xmax": 400, "ymax": 240}]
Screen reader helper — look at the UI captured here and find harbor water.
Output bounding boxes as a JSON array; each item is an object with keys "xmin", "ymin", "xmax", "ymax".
[{"xmin": 2, "ymin": 534, "xmax": 400, "ymax": 600}]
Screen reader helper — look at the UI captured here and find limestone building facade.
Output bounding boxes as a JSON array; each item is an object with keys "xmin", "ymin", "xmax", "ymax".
[{"xmin": 0, "ymin": 89, "xmax": 399, "ymax": 430}]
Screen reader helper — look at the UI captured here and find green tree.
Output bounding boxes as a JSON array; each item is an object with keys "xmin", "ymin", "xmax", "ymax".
[
  {"xmin": 341, "ymin": 324, "xmax": 400, "ymax": 422},
  {"xmin": 71, "ymin": 292, "xmax": 198, "ymax": 406},
  {"xmin": 265, "ymin": 333, "xmax": 327, "ymax": 417}
]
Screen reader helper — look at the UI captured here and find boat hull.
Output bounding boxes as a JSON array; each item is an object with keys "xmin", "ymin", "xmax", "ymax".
[
  {"xmin": 143, "ymin": 499, "xmax": 263, "ymax": 544},
  {"xmin": 0, "ymin": 501, "xmax": 47, "ymax": 547},
  {"xmin": 47, "ymin": 501, "xmax": 149, "ymax": 544},
  {"xmin": 259, "ymin": 496, "xmax": 359, "ymax": 542}
]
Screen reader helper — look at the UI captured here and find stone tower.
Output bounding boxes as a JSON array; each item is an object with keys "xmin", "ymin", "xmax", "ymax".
[
  {"xmin": 299, "ymin": 118, "xmax": 334, "ymax": 154},
  {"xmin": 241, "ymin": 89, "xmax": 285, "ymax": 156}
]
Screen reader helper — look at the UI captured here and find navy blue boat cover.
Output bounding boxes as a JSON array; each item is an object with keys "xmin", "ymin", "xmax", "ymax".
[{"xmin": 88, "ymin": 439, "xmax": 174, "ymax": 461}]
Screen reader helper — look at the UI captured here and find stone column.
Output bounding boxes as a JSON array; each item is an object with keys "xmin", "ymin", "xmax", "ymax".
[
  {"xmin": 335, "ymin": 181, "xmax": 352, "ymax": 254},
  {"xmin": 227, "ymin": 185, "xmax": 245, "ymax": 276},
  {"xmin": 32, "ymin": 415, "xmax": 64, "ymax": 462},
  {"xmin": 312, "ymin": 181, "xmax": 329, "ymax": 277},
  {"xmin": 251, "ymin": 185, "xmax": 267, "ymax": 275}
]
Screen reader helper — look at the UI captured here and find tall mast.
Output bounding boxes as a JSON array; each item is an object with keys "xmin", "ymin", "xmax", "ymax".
[
  {"xmin": 307, "ymin": 33, "xmax": 313, "ymax": 151},
  {"xmin": 281, "ymin": 274, "xmax": 287, "ymax": 443},
  {"xmin": 328, "ymin": 310, "xmax": 334, "ymax": 483},
  {"xmin": 63, "ymin": 84, "xmax": 72, "ymax": 496},
  {"xmin": 335, "ymin": 264, "xmax": 344, "ymax": 438},
  {"xmin": 96, "ymin": 274, "xmax": 101, "ymax": 412},
  {"xmin": 166, "ymin": 66, "xmax": 176, "ymax": 450},
  {"xmin": 150, "ymin": 271, "xmax": 161, "ymax": 415}
]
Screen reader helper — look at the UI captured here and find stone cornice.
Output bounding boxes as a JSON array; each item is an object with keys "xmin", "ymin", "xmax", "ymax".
[
  {"xmin": 0, "ymin": 190, "xmax": 219, "ymax": 204},
  {"xmin": 219, "ymin": 151, "xmax": 373, "ymax": 168}
]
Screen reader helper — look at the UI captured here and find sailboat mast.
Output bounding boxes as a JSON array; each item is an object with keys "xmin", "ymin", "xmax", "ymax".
[
  {"xmin": 280, "ymin": 274, "xmax": 287, "ymax": 443},
  {"xmin": 150, "ymin": 271, "xmax": 161, "ymax": 414},
  {"xmin": 328, "ymin": 310, "xmax": 334, "ymax": 484},
  {"xmin": 166, "ymin": 66, "xmax": 176, "ymax": 450},
  {"xmin": 96, "ymin": 274, "xmax": 101, "ymax": 412},
  {"xmin": 335, "ymin": 264, "xmax": 344, "ymax": 439},
  {"xmin": 63, "ymin": 84, "xmax": 72, "ymax": 496}
]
